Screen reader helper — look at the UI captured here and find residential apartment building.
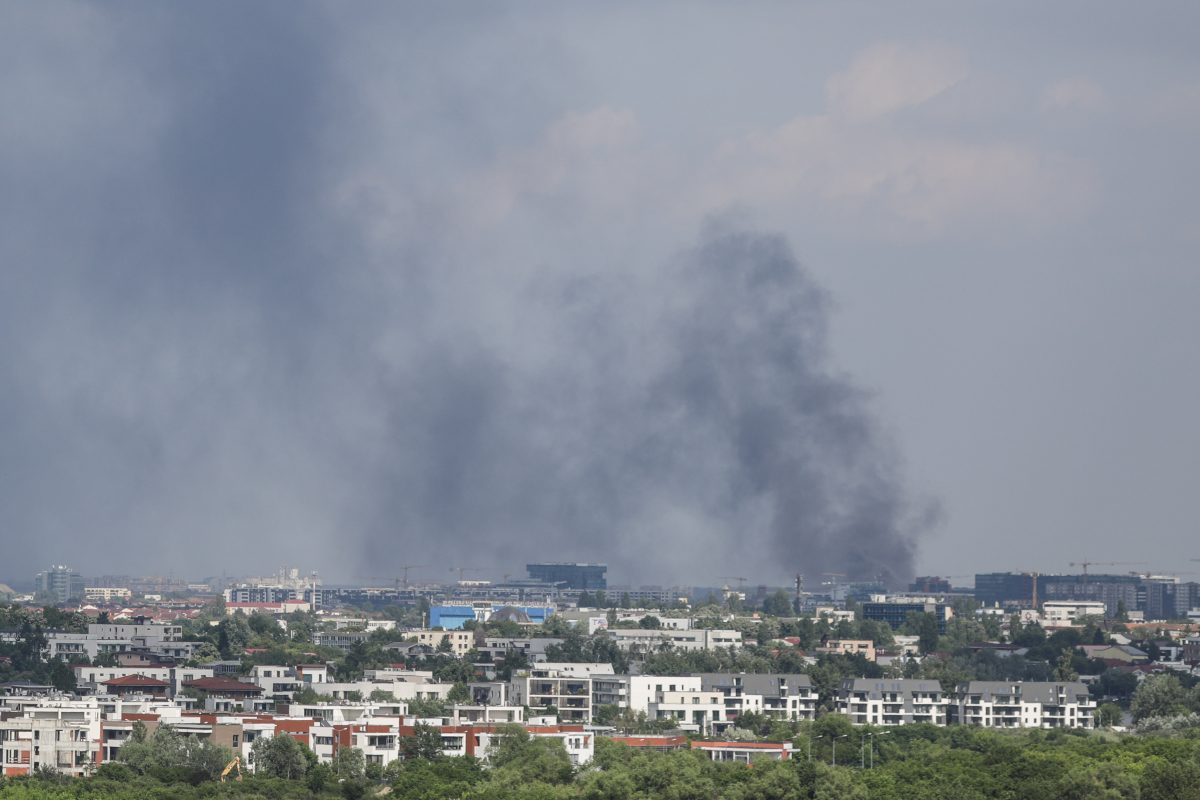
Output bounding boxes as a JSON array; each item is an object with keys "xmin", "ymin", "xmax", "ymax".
[
  {"xmin": 951, "ymin": 682, "xmax": 1095, "ymax": 729},
  {"xmin": 836, "ymin": 679, "xmax": 949, "ymax": 726},
  {"xmin": 646, "ymin": 689, "xmax": 729, "ymax": 735},
  {"xmin": 45, "ymin": 623, "xmax": 197, "ymax": 662},
  {"xmin": 83, "ymin": 587, "xmax": 132, "ymax": 603},
  {"xmin": 697, "ymin": 673, "xmax": 817, "ymax": 721},
  {"xmin": 816, "ymin": 639, "xmax": 876, "ymax": 661},
  {"xmin": 509, "ymin": 663, "xmax": 614, "ymax": 723},
  {"xmin": 605, "ymin": 628, "xmax": 742, "ymax": 654},
  {"xmin": 1041, "ymin": 602, "xmax": 1107, "ymax": 627},
  {"xmin": 409, "ymin": 629, "xmax": 475, "ymax": 657}
]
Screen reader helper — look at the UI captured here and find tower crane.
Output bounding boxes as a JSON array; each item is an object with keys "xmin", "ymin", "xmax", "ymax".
[
  {"xmin": 450, "ymin": 567, "xmax": 486, "ymax": 583},
  {"xmin": 1069, "ymin": 561, "xmax": 1146, "ymax": 576},
  {"xmin": 355, "ymin": 564, "xmax": 428, "ymax": 593}
]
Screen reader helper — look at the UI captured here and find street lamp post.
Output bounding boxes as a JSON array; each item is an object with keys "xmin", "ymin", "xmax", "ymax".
[{"xmin": 831, "ymin": 734, "xmax": 847, "ymax": 767}]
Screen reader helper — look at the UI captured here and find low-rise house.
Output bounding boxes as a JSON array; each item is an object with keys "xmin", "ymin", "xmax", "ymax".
[
  {"xmin": 102, "ymin": 674, "xmax": 170, "ymax": 699},
  {"xmin": 690, "ymin": 740, "xmax": 795, "ymax": 762},
  {"xmin": 606, "ymin": 735, "xmax": 688, "ymax": 751},
  {"xmin": 1080, "ymin": 644, "xmax": 1149, "ymax": 664}
]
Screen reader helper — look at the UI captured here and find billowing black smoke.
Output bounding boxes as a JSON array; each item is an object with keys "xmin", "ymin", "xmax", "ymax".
[
  {"xmin": 0, "ymin": 4, "xmax": 932, "ymax": 588},
  {"xmin": 358, "ymin": 222, "xmax": 928, "ymax": 586}
]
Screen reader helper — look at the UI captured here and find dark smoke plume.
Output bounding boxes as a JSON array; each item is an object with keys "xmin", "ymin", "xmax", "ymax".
[
  {"xmin": 0, "ymin": 5, "xmax": 932, "ymax": 587},
  {"xmin": 356, "ymin": 222, "xmax": 927, "ymax": 586}
]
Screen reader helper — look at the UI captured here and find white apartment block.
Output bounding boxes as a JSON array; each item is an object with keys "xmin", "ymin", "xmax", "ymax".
[
  {"xmin": 953, "ymin": 682, "xmax": 1095, "ymax": 729},
  {"xmin": 646, "ymin": 690, "xmax": 729, "ymax": 735},
  {"xmin": 83, "ymin": 587, "xmax": 132, "ymax": 602},
  {"xmin": 698, "ymin": 673, "xmax": 817, "ymax": 721},
  {"xmin": 837, "ymin": 679, "xmax": 949, "ymax": 726},
  {"xmin": 46, "ymin": 623, "xmax": 196, "ymax": 662},
  {"xmin": 410, "ymin": 629, "xmax": 475, "ymax": 657},
  {"xmin": 605, "ymin": 628, "xmax": 742, "ymax": 653},
  {"xmin": 816, "ymin": 639, "xmax": 876, "ymax": 661},
  {"xmin": 1041, "ymin": 602, "xmax": 1107, "ymax": 627},
  {"xmin": 1, "ymin": 716, "xmax": 96, "ymax": 777},
  {"xmin": 509, "ymin": 663, "xmax": 615, "ymax": 724}
]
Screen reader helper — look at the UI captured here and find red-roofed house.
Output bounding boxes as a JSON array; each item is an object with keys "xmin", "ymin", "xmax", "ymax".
[{"xmin": 102, "ymin": 674, "xmax": 170, "ymax": 698}]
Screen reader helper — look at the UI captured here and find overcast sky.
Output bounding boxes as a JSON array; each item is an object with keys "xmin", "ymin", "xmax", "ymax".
[{"xmin": 3, "ymin": 2, "xmax": 1199, "ymax": 587}]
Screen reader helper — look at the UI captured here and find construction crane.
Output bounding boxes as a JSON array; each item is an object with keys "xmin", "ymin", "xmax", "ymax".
[
  {"xmin": 219, "ymin": 756, "xmax": 242, "ymax": 783},
  {"xmin": 718, "ymin": 576, "xmax": 747, "ymax": 591},
  {"xmin": 396, "ymin": 564, "xmax": 427, "ymax": 589},
  {"xmin": 1069, "ymin": 561, "xmax": 1146, "ymax": 576},
  {"xmin": 450, "ymin": 567, "xmax": 485, "ymax": 583},
  {"xmin": 355, "ymin": 564, "xmax": 429, "ymax": 592}
]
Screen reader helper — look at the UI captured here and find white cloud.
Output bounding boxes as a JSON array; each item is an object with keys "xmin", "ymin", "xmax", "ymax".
[
  {"xmin": 440, "ymin": 44, "xmax": 1098, "ymax": 243},
  {"xmin": 826, "ymin": 42, "xmax": 968, "ymax": 120},
  {"xmin": 1041, "ymin": 77, "xmax": 1109, "ymax": 112}
]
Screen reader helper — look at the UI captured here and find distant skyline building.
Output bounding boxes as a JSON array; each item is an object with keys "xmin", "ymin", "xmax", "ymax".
[
  {"xmin": 34, "ymin": 565, "xmax": 84, "ymax": 603},
  {"xmin": 526, "ymin": 563, "xmax": 607, "ymax": 591}
]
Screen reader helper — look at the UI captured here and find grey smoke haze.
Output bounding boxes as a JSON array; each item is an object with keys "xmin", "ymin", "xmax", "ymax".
[{"xmin": 4, "ymin": 3, "xmax": 1200, "ymax": 584}]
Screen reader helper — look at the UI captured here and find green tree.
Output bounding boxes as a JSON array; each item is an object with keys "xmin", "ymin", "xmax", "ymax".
[
  {"xmin": 250, "ymin": 732, "xmax": 309, "ymax": 779},
  {"xmin": 902, "ymin": 613, "xmax": 941, "ymax": 655},
  {"xmin": 1141, "ymin": 758, "xmax": 1200, "ymax": 800},
  {"xmin": 331, "ymin": 745, "xmax": 365, "ymax": 780},
  {"xmin": 1053, "ymin": 649, "xmax": 1079, "ymax": 681},
  {"xmin": 487, "ymin": 725, "xmax": 575, "ymax": 784},
  {"xmin": 1132, "ymin": 674, "xmax": 1190, "ymax": 722},
  {"xmin": 1095, "ymin": 702, "xmax": 1123, "ymax": 728},
  {"xmin": 762, "ymin": 590, "xmax": 793, "ymax": 618},
  {"xmin": 400, "ymin": 723, "xmax": 445, "ymax": 761},
  {"xmin": 119, "ymin": 724, "xmax": 232, "ymax": 780},
  {"xmin": 46, "ymin": 659, "xmax": 75, "ymax": 692},
  {"xmin": 407, "ymin": 697, "xmax": 449, "ymax": 718}
]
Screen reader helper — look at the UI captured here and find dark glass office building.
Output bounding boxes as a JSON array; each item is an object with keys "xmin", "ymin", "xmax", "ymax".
[{"xmin": 525, "ymin": 563, "xmax": 607, "ymax": 590}]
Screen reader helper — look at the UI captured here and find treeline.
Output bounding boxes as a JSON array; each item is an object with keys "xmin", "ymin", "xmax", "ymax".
[{"xmin": 5, "ymin": 721, "xmax": 1200, "ymax": 799}]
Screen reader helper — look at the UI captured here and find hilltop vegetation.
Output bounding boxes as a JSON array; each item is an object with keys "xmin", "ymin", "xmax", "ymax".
[{"xmin": 3, "ymin": 721, "xmax": 1200, "ymax": 800}]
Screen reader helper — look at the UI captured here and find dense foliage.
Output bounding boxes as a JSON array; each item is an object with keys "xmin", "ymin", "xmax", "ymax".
[{"xmin": 5, "ymin": 723, "xmax": 1200, "ymax": 799}]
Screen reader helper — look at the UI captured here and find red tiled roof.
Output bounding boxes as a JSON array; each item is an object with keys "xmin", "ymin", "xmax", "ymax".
[
  {"xmin": 182, "ymin": 677, "xmax": 263, "ymax": 694},
  {"xmin": 103, "ymin": 674, "xmax": 170, "ymax": 688}
]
